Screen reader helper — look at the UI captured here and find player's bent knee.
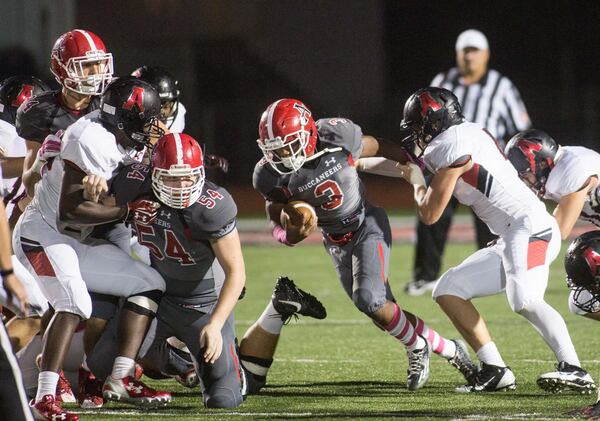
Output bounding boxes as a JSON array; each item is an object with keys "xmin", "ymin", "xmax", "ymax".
[
  {"xmin": 432, "ymin": 273, "xmax": 469, "ymax": 301},
  {"xmin": 203, "ymin": 387, "xmax": 243, "ymax": 408},
  {"xmin": 352, "ymin": 287, "xmax": 382, "ymax": 314},
  {"xmin": 124, "ymin": 289, "xmax": 162, "ymax": 317}
]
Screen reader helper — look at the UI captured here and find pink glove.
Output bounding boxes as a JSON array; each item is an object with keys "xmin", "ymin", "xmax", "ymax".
[{"xmin": 38, "ymin": 133, "xmax": 62, "ymax": 161}]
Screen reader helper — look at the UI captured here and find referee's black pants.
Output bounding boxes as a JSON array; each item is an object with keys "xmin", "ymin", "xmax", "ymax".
[
  {"xmin": 0, "ymin": 321, "xmax": 33, "ymax": 421},
  {"xmin": 412, "ymin": 196, "xmax": 497, "ymax": 282}
]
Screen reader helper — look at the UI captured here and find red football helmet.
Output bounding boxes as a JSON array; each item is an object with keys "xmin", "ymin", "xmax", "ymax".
[
  {"xmin": 50, "ymin": 29, "xmax": 113, "ymax": 95},
  {"xmin": 151, "ymin": 133, "xmax": 205, "ymax": 209},
  {"xmin": 257, "ymin": 98, "xmax": 317, "ymax": 174}
]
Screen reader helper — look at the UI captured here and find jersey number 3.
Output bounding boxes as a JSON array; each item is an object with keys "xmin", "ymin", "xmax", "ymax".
[{"xmin": 314, "ymin": 180, "xmax": 343, "ymax": 210}]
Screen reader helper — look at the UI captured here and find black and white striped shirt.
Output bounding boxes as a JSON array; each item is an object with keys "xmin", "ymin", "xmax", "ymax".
[{"xmin": 431, "ymin": 68, "xmax": 531, "ymax": 146}]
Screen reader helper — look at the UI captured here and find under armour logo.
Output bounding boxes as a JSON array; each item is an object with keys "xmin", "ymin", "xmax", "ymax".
[
  {"xmin": 160, "ymin": 210, "xmax": 171, "ymax": 218},
  {"xmin": 329, "ymin": 246, "xmax": 340, "ymax": 254},
  {"xmin": 125, "ymin": 383, "xmax": 144, "ymax": 394},
  {"xmin": 325, "ymin": 157, "xmax": 336, "ymax": 167}
]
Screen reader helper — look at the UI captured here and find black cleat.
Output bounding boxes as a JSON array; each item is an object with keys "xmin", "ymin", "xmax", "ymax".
[
  {"xmin": 455, "ymin": 362, "xmax": 516, "ymax": 393},
  {"xmin": 271, "ymin": 276, "xmax": 327, "ymax": 321},
  {"xmin": 406, "ymin": 338, "xmax": 431, "ymax": 391},
  {"xmin": 537, "ymin": 361, "xmax": 596, "ymax": 394},
  {"xmin": 447, "ymin": 339, "xmax": 478, "ymax": 385}
]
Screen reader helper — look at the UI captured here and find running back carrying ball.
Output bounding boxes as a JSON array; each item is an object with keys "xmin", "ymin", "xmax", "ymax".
[{"xmin": 280, "ymin": 200, "xmax": 317, "ymax": 243}]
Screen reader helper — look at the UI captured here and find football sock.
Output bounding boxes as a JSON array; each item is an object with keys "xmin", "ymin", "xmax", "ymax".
[
  {"xmin": 239, "ymin": 354, "xmax": 273, "ymax": 379},
  {"xmin": 384, "ymin": 303, "xmax": 425, "ymax": 351},
  {"xmin": 518, "ymin": 300, "xmax": 580, "ymax": 366},
  {"xmin": 414, "ymin": 317, "xmax": 456, "ymax": 359},
  {"xmin": 256, "ymin": 301, "xmax": 285, "ymax": 335},
  {"xmin": 476, "ymin": 341, "xmax": 505, "ymax": 367},
  {"xmin": 111, "ymin": 356, "xmax": 135, "ymax": 380},
  {"xmin": 36, "ymin": 371, "xmax": 59, "ymax": 402}
]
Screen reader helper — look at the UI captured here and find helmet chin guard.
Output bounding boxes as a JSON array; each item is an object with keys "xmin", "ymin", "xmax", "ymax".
[{"xmin": 151, "ymin": 133, "xmax": 205, "ymax": 209}]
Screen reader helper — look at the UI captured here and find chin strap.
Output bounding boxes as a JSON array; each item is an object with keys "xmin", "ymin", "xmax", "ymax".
[{"xmin": 304, "ymin": 147, "xmax": 342, "ymax": 163}]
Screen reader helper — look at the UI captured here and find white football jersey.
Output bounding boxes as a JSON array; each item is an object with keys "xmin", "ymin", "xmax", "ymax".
[
  {"xmin": 0, "ymin": 119, "xmax": 27, "ymax": 216},
  {"xmin": 544, "ymin": 146, "xmax": 600, "ymax": 227},
  {"xmin": 32, "ymin": 110, "xmax": 137, "ymax": 230},
  {"xmin": 169, "ymin": 102, "xmax": 186, "ymax": 133},
  {"xmin": 424, "ymin": 122, "xmax": 548, "ymax": 235}
]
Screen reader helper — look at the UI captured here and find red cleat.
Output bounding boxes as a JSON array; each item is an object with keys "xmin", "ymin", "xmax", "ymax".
[
  {"xmin": 31, "ymin": 394, "xmax": 80, "ymax": 421},
  {"xmin": 78, "ymin": 367, "xmax": 104, "ymax": 409},
  {"xmin": 103, "ymin": 375, "xmax": 171, "ymax": 407},
  {"xmin": 134, "ymin": 363, "xmax": 144, "ymax": 380},
  {"xmin": 56, "ymin": 370, "xmax": 76, "ymax": 403}
]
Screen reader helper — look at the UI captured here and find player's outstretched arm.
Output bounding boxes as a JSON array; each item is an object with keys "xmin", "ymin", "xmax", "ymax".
[
  {"xmin": 202, "ymin": 228, "xmax": 246, "ymax": 363},
  {"xmin": 58, "ymin": 160, "xmax": 128, "ymax": 225},
  {"xmin": 400, "ymin": 160, "xmax": 470, "ymax": 225},
  {"xmin": 554, "ymin": 176, "xmax": 598, "ymax": 239}
]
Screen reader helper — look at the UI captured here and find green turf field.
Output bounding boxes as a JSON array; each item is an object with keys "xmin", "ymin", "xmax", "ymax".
[{"xmin": 73, "ymin": 242, "xmax": 600, "ymax": 420}]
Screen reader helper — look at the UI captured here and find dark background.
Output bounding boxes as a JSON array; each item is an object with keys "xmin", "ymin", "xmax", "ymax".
[{"xmin": 2, "ymin": 0, "xmax": 600, "ymax": 211}]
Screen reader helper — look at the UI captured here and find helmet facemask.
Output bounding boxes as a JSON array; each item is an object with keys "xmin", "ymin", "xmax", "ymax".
[
  {"xmin": 55, "ymin": 51, "xmax": 114, "ymax": 95},
  {"xmin": 258, "ymin": 129, "xmax": 311, "ymax": 174},
  {"xmin": 160, "ymin": 99, "xmax": 178, "ymax": 129},
  {"xmin": 152, "ymin": 163, "xmax": 205, "ymax": 209},
  {"xmin": 120, "ymin": 116, "xmax": 164, "ymax": 151}
]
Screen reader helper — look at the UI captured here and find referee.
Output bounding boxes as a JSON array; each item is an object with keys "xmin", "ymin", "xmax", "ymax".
[
  {"xmin": 0, "ymin": 162, "xmax": 32, "ymax": 421},
  {"xmin": 405, "ymin": 29, "xmax": 532, "ymax": 296}
]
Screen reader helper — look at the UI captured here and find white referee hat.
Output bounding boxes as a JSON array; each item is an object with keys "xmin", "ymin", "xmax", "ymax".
[{"xmin": 455, "ymin": 29, "xmax": 489, "ymax": 51}]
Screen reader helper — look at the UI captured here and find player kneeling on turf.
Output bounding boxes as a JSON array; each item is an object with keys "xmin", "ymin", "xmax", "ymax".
[{"xmin": 85, "ymin": 133, "xmax": 246, "ymax": 408}]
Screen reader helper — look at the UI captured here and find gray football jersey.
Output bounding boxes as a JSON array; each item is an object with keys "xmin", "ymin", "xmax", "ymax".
[
  {"xmin": 253, "ymin": 118, "xmax": 365, "ymax": 234},
  {"xmin": 112, "ymin": 164, "xmax": 238, "ymax": 309}
]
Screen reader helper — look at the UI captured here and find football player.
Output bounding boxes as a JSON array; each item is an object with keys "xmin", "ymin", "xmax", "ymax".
[
  {"xmin": 85, "ymin": 132, "xmax": 246, "ymax": 407},
  {"xmin": 396, "ymin": 87, "xmax": 593, "ymax": 393},
  {"xmin": 84, "ymin": 133, "xmax": 327, "ymax": 406},
  {"xmin": 13, "ymin": 77, "xmax": 170, "ymax": 420},
  {"xmin": 18, "ymin": 29, "xmax": 113, "ymax": 198},
  {"xmin": 0, "ymin": 76, "xmax": 51, "ymax": 350},
  {"xmin": 252, "ymin": 98, "xmax": 477, "ymax": 391},
  {"xmin": 131, "ymin": 65, "xmax": 228, "ymax": 172},
  {"xmin": 563, "ymin": 231, "xmax": 600, "ymax": 418},
  {"xmin": 504, "ymin": 129, "xmax": 600, "ymax": 319}
]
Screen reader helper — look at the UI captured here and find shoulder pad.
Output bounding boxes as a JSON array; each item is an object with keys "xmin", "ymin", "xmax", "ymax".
[
  {"xmin": 16, "ymin": 91, "xmax": 60, "ymax": 142},
  {"xmin": 111, "ymin": 163, "xmax": 152, "ymax": 205}
]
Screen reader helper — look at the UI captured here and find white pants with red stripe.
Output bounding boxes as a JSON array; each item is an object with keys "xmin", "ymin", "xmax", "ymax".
[
  {"xmin": 433, "ymin": 214, "xmax": 561, "ymax": 312},
  {"xmin": 12, "ymin": 207, "xmax": 165, "ymax": 319}
]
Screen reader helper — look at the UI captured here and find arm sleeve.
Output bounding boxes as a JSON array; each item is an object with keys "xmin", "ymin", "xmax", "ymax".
[{"xmin": 316, "ymin": 118, "xmax": 363, "ymax": 159}]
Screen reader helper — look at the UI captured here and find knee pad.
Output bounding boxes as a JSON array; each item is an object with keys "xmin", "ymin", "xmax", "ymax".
[
  {"xmin": 204, "ymin": 387, "xmax": 243, "ymax": 408},
  {"xmin": 124, "ymin": 289, "xmax": 162, "ymax": 317},
  {"xmin": 352, "ymin": 287, "xmax": 383, "ymax": 314}
]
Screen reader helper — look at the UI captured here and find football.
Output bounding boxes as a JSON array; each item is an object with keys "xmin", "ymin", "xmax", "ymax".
[{"xmin": 280, "ymin": 201, "xmax": 318, "ymax": 243}]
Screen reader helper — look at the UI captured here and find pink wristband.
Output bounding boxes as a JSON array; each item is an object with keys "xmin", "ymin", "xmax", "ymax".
[{"xmin": 272, "ymin": 224, "xmax": 294, "ymax": 246}]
